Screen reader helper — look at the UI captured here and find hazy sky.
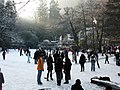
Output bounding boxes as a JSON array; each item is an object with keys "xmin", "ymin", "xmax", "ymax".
[{"xmin": 4, "ymin": 0, "xmax": 85, "ymax": 20}]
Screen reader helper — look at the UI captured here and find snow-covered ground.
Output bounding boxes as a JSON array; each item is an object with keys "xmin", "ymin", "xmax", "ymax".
[{"xmin": 0, "ymin": 49, "xmax": 120, "ymax": 90}]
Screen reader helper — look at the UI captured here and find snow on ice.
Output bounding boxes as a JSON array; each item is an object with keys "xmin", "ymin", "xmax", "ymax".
[{"xmin": 0, "ymin": 49, "xmax": 120, "ymax": 90}]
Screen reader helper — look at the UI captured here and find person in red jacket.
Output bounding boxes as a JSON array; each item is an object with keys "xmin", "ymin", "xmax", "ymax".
[
  {"xmin": 0, "ymin": 68, "xmax": 4, "ymax": 90},
  {"xmin": 37, "ymin": 55, "xmax": 44, "ymax": 85}
]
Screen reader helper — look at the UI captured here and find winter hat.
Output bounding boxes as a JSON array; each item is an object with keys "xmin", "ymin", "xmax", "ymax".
[{"xmin": 76, "ymin": 79, "xmax": 81, "ymax": 84}]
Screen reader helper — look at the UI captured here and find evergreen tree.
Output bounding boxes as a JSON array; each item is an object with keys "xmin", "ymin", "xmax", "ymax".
[
  {"xmin": 5, "ymin": 0, "xmax": 17, "ymax": 31},
  {"xmin": 0, "ymin": 0, "xmax": 17, "ymax": 47},
  {"xmin": 0, "ymin": 2, "xmax": 6, "ymax": 47}
]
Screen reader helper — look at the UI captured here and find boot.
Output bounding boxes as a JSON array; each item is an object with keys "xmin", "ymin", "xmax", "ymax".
[
  {"xmin": 51, "ymin": 78, "xmax": 53, "ymax": 80},
  {"xmin": 47, "ymin": 78, "xmax": 49, "ymax": 81}
]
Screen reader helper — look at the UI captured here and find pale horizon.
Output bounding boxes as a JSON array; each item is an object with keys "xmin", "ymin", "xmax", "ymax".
[{"xmin": 5, "ymin": 0, "xmax": 81, "ymax": 20}]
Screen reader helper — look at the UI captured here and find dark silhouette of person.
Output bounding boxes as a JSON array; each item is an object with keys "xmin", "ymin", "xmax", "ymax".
[
  {"xmin": 79, "ymin": 54, "xmax": 86, "ymax": 72},
  {"xmin": 63, "ymin": 55, "xmax": 72, "ymax": 84},
  {"xmin": 71, "ymin": 79, "xmax": 84, "ymax": 90},
  {"xmin": 2, "ymin": 50, "xmax": 6, "ymax": 60},
  {"xmin": 46, "ymin": 54, "xmax": 54, "ymax": 81},
  {"xmin": 105, "ymin": 53, "xmax": 109, "ymax": 64},
  {"xmin": 33, "ymin": 49, "xmax": 40, "ymax": 64},
  {"xmin": 55, "ymin": 57, "xmax": 63, "ymax": 86}
]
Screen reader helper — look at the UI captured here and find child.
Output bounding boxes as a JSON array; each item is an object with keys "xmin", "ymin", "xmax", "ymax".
[{"xmin": 0, "ymin": 68, "xmax": 5, "ymax": 90}]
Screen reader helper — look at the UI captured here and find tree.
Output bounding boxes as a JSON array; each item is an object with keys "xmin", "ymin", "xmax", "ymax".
[
  {"xmin": 80, "ymin": 0, "xmax": 106, "ymax": 51},
  {"xmin": 49, "ymin": 0, "xmax": 61, "ymax": 25},
  {"xmin": 5, "ymin": 0, "xmax": 16, "ymax": 31},
  {"xmin": 105, "ymin": 0, "xmax": 120, "ymax": 41},
  {"xmin": 37, "ymin": 0, "xmax": 48, "ymax": 26},
  {"xmin": 0, "ymin": 0, "xmax": 17, "ymax": 47},
  {"xmin": 60, "ymin": 7, "xmax": 82, "ymax": 48}
]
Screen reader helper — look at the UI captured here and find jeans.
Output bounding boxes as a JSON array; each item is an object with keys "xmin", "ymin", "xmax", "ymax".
[
  {"xmin": 37, "ymin": 70, "xmax": 42, "ymax": 84},
  {"xmin": 27, "ymin": 56, "xmax": 31, "ymax": 63},
  {"xmin": 56, "ymin": 70, "xmax": 62, "ymax": 85},
  {"xmin": 91, "ymin": 63, "xmax": 95, "ymax": 71}
]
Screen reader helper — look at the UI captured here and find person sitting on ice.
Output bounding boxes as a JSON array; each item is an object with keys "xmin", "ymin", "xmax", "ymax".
[{"xmin": 71, "ymin": 79, "xmax": 84, "ymax": 90}]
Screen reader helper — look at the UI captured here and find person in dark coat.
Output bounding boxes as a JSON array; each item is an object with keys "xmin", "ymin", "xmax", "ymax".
[
  {"xmin": 94, "ymin": 51, "xmax": 100, "ymax": 68},
  {"xmin": 105, "ymin": 53, "xmax": 109, "ymax": 64},
  {"xmin": 63, "ymin": 55, "xmax": 72, "ymax": 84},
  {"xmin": 46, "ymin": 54, "xmax": 54, "ymax": 81},
  {"xmin": 0, "ymin": 68, "xmax": 5, "ymax": 90},
  {"xmin": 55, "ymin": 57, "xmax": 63, "ymax": 86},
  {"xmin": 53, "ymin": 50, "xmax": 60, "ymax": 63},
  {"xmin": 114, "ymin": 52, "xmax": 120, "ymax": 65},
  {"xmin": 2, "ymin": 50, "xmax": 6, "ymax": 60},
  {"xmin": 61, "ymin": 51, "xmax": 64, "ymax": 61},
  {"xmin": 79, "ymin": 54, "xmax": 86, "ymax": 72},
  {"xmin": 71, "ymin": 79, "xmax": 84, "ymax": 90},
  {"xmin": 33, "ymin": 49, "xmax": 40, "ymax": 64},
  {"xmin": 20, "ymin": 48, "xmax": 23, "ymax": 56}
]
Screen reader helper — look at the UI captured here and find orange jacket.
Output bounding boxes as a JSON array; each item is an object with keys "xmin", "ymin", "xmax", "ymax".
[{"xmin": 37, "ymin": 57, "xmax": 44, "ymax": 70}]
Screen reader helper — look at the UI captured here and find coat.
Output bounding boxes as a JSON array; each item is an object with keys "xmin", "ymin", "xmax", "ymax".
[
  {"xmin": 53, "ymin": 52, "xmax": 60, "ymax": 62},
  {"xmin": 79, "ymin": 54, "xmax": 86, "ymax": 65},
  {"xmin": 64, "ymin": 58, "xmax": 72, "ymax": 72},
  {"xmin": 71, "ymin": 83, "xmax": 84, "ymax": 90},
  {"xmin": 47, "ymin": 56, "xmax": 53, "ymax": 71},
  {"xmin": 33, "ymin": 50, "xmax": 40, "ymax": 60},
  {"xmin": 37, "ymin": 57, "xmax": 44, "ymax": 70},
  {"xmin": 55, "ymin": 57, "xmax": 63, "ymax": 72},
  {"xmin": 0, "ymin": 72, "xmax": 4, "ymax": 84}
]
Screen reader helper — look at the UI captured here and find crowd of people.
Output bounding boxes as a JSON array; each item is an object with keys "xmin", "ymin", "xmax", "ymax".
[{"xmin": 0, "ymin": 45, "xmax": 120, "ymax": 90}]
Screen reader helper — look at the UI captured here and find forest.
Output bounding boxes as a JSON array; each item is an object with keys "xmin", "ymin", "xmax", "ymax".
[{"xmin": 0, "ymin": 0, "xmax": 120, "ymax": 50}]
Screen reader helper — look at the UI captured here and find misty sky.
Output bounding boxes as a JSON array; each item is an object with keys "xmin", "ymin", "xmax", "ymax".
[{"xmin": 5, "ymin": 0, "xmax": 84, "ymax": 19}]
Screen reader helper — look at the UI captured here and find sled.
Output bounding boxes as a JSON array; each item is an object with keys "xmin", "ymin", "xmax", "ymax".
[
  {"xmin": 38, "ymin": 88, "xmax": 51, "ymax": 90},
  {"xmin": 91, "ymin": 76, "xmax": 120, "ymax": 90}
]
